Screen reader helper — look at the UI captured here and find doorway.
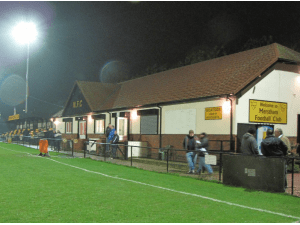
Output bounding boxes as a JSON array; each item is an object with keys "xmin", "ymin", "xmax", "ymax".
[
  {"xmin": 117, "ymin": 117, "xmax": 128, "ymax": 141},
  {"xmin": 237, "ymin": 123, "xmax": 274, "ymax": 154},
  {"xmin": 79, "ymin": 120, "xmax": 87, "ymax": 139}
]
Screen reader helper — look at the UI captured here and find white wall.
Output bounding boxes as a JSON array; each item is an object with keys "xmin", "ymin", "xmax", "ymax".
[
  {"xmin": 130, "ymin": 112, "xmax": 141, "ymax": 134},
  {"xmin": 87, "ymin": 115, "xmax": 94, "ymax": 134},
  {"xmin": 72, "ymin": 117, "xmax": 77, "ymax": 134},
  {"xmin": 162, "ymin": 99, "xmax": 233, "ymax": 135},
  {"xmin": 54, "ymin": 118, "xmax": 65, "ymax": 133},
  {"xmin": 236, "ymin": 70, "xmax": 300, "ymax": 137}
]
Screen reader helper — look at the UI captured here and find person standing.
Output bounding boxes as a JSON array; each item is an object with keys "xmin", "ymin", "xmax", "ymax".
[
  {"xmin": 275, "ymin": 128, "xmax": 291, "ymax": 155},
  {"xmin": 48, "ymin": 128, "xmax": 54, "ymax": 148},
  {"xmin": 261, "ymin": 128, "xmax": 288, "ymax": 191},
  {"xmin": 54, "ymin": 130, "xmax": 62, "ymax": 151},
  {"xmin": 195, "ymin": 132, "xmax": 213, "ymax": 175},
  {"xmin": 183, "ymin": 130, "xmax": 198, "ymax": 174},
  {"xmin": 241, "ymin": 128, "xmax": 259, "ymax": 155},
  {"xmin": 108, "ymin": 125, "xmax": 116, "ymax": 153},
  {"xmin": 105, "ymin": 123, "xmax": 112, "ymax": 153},
  {"xmin": 261, "ymin": 129, "xmax": 288, "ymax": 156},
  {"xmin": 111, "ymin": 130, "xmax": 119, "ymax": 158}
]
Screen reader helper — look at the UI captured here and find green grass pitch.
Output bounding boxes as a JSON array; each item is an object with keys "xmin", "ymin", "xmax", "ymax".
[{"xmin": 0, "ymin": 142, "xmax": 299, "ymax": 223}]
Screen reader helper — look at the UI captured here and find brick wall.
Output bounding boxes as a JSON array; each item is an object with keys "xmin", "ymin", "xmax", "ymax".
[
  {"xmin": 129, "ymin": 133, "xmax": 235, "ymax": 160},
  {"xmin": 61, "ymin": 134, "xmax": 107, "ymax": 151},
  {"xmin": 62, "ymin": 133, "xmax": 296, "ymax": 155}
]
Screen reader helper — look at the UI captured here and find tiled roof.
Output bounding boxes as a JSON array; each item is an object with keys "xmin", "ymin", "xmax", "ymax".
[
  {"xmin": 76, "ymin": 81, "xmax": 120, "ymax": 111},
  {"xmin": 69, "ymin": 43, "xmax": 300, "ymax": 114},
  {"xmin": 112, "ymin": 43, "xmax": 300, "ymax": 109},
  {"xmin": 52, "ymin": 109, "xmax": 63, "ymax": 118}
]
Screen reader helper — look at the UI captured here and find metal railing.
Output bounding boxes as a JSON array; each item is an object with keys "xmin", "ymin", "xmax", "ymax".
[{"xmin": 2, "ymin": 136, "xmax": 299, "ymax": 197}]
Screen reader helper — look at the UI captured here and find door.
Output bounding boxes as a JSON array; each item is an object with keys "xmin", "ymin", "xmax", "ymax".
[
  {"xmin": 256, "ymin": 125, "xmax": 274, "ymax": 155},
  {"xmin": 79, "ymin": 120, "xmax": 87, "ymax": 139},
  {"xmin": 237, "ymin": 123, "xmax": 257, "ymax": 153},
  {"xmin": 117, "ymin": 117, "xmax": 128, "ymax": 141}
]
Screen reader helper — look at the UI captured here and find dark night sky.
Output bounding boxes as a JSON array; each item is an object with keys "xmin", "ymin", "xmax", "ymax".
[{"xmin": 1, "ymin": 1, "xmax": 300, "ymax": 132}]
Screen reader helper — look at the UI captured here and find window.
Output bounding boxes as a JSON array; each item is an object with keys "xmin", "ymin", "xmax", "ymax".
[
  {"xmin": 95, "ymin": 119, "xmax": 105, "ymax": 134},
  {"xmin": 47, "ymin": 121, "xmax": 52, "ymax": 129},
  {"xmin": 140, "ymin": 115, "xmax": 158, "ymax": 134},
  {"xmin": 138, "ymin": 109, "xmax": 159, "ymax": 135},
  {"xmin": 66, "ymin": 122, "xmax": 72, "ymax": 134}
]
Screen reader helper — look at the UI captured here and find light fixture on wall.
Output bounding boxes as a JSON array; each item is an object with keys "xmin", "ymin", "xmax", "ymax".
[
  {"xmin": 223, "ymin": 97, "xmax": 231, "ymax": 114},
  {"xmin": 131, "ymin": 109, "xmax": 138, "ymax": 120},
  {"xmin": 87, "ymin": 115, "xmax": 92, "ymax": 123},
  {"xmin": 223, "ymin": 100, "xmax": 231, "ymax": 114}
]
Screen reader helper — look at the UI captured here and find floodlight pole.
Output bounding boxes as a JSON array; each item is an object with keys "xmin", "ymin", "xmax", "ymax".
[{"xmin": 25, "ymin": 41, "xmax": 29, "ymax": 114}]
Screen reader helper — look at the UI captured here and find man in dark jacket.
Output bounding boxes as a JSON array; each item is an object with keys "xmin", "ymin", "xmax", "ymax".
[
  {"xmin": 261, "ymin": 129, "xmax": 288, "ymax": 156},
  {"xmin": 105, "ymin": 124, "xmax": 112, "ymax": 153},
  {"xmin": 183, "ymin": 130, "xmax": 198, "ymax": 174},
  {"xmin": 111, "ymin": 130, "xmax": 119, "ymax": 158},
  {"xmin": 261, "ymin": 128, "xmax": 288, "ymax": 191},
  {"xmin": 241, "ymin": 128, "xmax": 259, "ymax": 155},
  {"xmin": 195, "ymin": 132, "xmax": 213, "ymax": 175}
]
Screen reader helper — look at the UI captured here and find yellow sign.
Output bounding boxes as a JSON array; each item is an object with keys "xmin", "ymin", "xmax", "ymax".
[
  {"xmin": 8, "ymin": 114, "xmax": 20, "ymax": 121},
  {"xmin": 205, "ymin": 107, "xmax": 222, "ymax": 120},
  {"xmin": 249, "ymin": 99, "xmax": 287, "ymax": 124}
]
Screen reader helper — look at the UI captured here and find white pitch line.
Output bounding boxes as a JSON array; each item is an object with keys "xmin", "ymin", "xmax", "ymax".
[{"xmin": 1, "ymin": 145, "xmax": 300, "ymax": 221}]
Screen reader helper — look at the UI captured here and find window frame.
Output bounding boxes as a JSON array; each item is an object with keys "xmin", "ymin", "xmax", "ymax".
[
  {"xmin": 94, "ymin": 119, "xmax": 105, "ymax": 134},
  {"xmin": 65, "ymin": 121, "xmax": 73, "ymax": 134}
]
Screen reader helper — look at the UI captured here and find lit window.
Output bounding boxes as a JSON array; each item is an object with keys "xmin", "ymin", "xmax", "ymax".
[
  {"xmin": 95, "ymin": 119, "xmax": 105, "ymax": 134},
  {"xmin": 66, "ymin": 122, "xmax": 72, "ymax": 134}
]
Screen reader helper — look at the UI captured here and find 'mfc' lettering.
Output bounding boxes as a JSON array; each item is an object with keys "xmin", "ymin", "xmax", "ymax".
[{"xmin": 73, "ymin": 100, "xmax": 83, "ymax": 108}]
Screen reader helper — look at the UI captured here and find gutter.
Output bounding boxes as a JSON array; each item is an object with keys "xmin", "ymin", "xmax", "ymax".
[
  {"xmin": 157, "ymin": 105, "xmax": 162, "ymax": 149},
  {"xmin": 226, "ymin": 94, "xmax": 234, "ymax": 152}
]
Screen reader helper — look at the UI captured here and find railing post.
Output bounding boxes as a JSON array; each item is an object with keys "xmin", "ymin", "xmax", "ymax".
[
  {"xmin": 292, "ymin": 157, "xmax": 294, "ymax": 196},
  {"xmin": 104, "ymin": 143, "xmax": 107, "ymax": 161},
  {"xmin": 219, "ymin": 140, "xmax": 223, "ymax": 182},
  {"xmin": 84, "ymin": 141, "xmax": 86, "ymax": 158},
  {"xmin": 167, "ymin": 149, "xmax": 169, "ymax": 173},
  {"xmin": 72, "ymin": 140, "xmax": 74, "ymax": 157},
  {"xmin": 131, "ymin": 146, "xmax": 133, "ymax": 167}
]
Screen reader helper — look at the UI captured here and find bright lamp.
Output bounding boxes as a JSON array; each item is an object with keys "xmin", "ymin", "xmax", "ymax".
[{"xmin": 12, "ymin": 22, "xmax": 37, "ymax": 44}]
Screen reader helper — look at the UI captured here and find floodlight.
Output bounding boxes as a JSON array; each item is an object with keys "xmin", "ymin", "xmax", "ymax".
[{"xmin": 12, "ymin": 22, "xmax": 37, "ymax": 44}]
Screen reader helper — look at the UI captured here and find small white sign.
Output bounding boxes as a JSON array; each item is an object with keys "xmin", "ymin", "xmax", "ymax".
[
  {"xmin": 248, "ymin": 169, "xmax": 256, "ymax": 177},
  {"xmin": 205, "ymin": 155, "xmax": 217, "ymax": 165},
  {"xmin": 245, "ymin": 168, "xmax": 248, "ymax": 173}
]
